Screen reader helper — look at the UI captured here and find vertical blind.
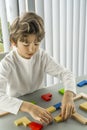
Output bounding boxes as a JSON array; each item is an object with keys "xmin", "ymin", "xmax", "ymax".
[
  {"xmin": 1, "ymin": 0, "xmax": 87, "ymax": 86},
  {"xmin": 35, "ymin": 0, "xmax": 87, "ymax": 86}
]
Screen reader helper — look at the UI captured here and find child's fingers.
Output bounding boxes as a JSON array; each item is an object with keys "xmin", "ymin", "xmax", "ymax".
[
  {"xmin": 61, "ymin": 104, "xmax": 75, "ymax": 120},
  {"xmin": 61, "ymin": 104, "xmax": 66, "ymax": 120},
  {"xmin": 40, "ymin": 116, "xmax": 51, "ymax": 125},
  {"xmin": 37, "ymin": 110, "xmax": 53, "ymax": 124},
  {"xmin": 44, "ymin": 111, "xmax": 53, "ymax": 122}
]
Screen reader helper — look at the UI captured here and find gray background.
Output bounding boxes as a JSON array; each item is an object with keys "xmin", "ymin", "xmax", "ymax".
[{"xmin": 0, "ymin": 76, "xmax": 87, "ymax": 130}]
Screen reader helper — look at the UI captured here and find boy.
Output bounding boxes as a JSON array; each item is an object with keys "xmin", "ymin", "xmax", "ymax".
[{"xmin": 0, "ymin": 12, "xmax": 76, "ymax": 125}]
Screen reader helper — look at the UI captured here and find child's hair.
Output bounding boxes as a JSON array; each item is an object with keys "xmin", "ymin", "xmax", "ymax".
[{"xmin": 10, "ymin": 12, "xmax": 45, "ymax": 44}]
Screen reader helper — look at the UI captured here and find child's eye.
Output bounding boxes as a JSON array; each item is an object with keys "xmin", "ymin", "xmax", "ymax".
[
  {"xmin": 23, "ymin": 43, "xmax": 29, "ymax": 46},
  {"xmin": 35, "ymin": 43, "xmax": 39, "ymax": 46},
  {"xmin": 24, "ymin": 44, "xmax": 29, "ymax": 47},
  {"xmin": 34, "ymin": 42, "xmax": 40, "ymax": 46}
]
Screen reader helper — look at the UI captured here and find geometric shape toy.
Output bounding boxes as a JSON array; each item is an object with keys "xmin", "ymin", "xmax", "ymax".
[
  {"xmin": 41, "ymin": 93, "xmax": 52, "ymax": 101},
  {"xmin": 0, "ymin": 110, "xmax": 9, "ymax": 117},
  {"xmin": 73, "ymin": 93, "xmax": 87, "ymax": 101},
  {"xmin": 72, "ymin": 112, "xmax": 87, "ymax": 124},
  {"xmin": 46, "ymin": 106, "xmax": 56, "ymax": 113},
  {"xmin": 54, "ymin": 115, "xmax": 62, "ymax": 123},
  {"xmin": 28, "ymin": 122, "xmax": 43, "ymax": 130},
  {"xmin": 53, "ymin": 102, "xmax": 61, "ymax": 110},
  {"xmin": 58, "ymin": 88, "xmax": 65, "ymax": 95},
  {"xmin": 77, "ymin": 80, "xmax": 87, "ymax": 87},
  {"xmin": 14, "ymin": 116, "xmax": 31, "ymax": 127},
  {"xmin": 79, "ymin": 102, "xmax": 87, "ymax": 111}
]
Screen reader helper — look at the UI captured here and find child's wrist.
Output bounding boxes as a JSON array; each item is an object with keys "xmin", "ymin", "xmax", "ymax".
[
  {"xmin": 64, "ymin": 90, "xmax": 74, "ymax": 98},
  {"xmin": 19, "ymin": 101, "xmax": 32, "ymax": 113}
]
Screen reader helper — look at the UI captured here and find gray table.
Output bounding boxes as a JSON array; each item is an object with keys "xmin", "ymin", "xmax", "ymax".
[{"xmin": 0, "ymin": 76, "xmax": 87, "ymax": 130}]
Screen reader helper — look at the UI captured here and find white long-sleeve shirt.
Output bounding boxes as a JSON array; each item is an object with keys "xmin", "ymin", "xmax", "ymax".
[{"xmin": 0, "ymin": 47, "xmax": 76, "ymax": 114}]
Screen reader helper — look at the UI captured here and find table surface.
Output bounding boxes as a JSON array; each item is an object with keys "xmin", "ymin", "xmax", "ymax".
[{"xmin": 0, "ymin": 76, "xmax": 87, "ymax": 130}]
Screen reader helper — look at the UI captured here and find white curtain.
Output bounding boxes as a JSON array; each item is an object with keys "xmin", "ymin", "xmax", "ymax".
[{"xmin": 35, "ymin": 0, "xmax": 87, "ymax": 85}]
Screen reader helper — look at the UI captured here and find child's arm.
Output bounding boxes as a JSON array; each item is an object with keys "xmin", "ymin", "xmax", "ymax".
[
  {"xmin": 61, "ymin": 90, "xmax": 75, "ymax": 120},
  {"xmin": 43, "ymin": 50, "xmax": 76, "ymax": 95},
  {"xmin": 20, "ymin": 101, "xmax": 53, "ymax": 124}
]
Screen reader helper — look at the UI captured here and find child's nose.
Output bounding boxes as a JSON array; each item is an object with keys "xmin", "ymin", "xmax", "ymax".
[{"xmin": 28, "ymin": 44, "xmax": 34, "ymax": 52}]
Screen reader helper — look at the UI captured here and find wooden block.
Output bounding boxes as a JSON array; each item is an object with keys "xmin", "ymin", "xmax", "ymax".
[
  {"xmin": 41, "ymin": 93, "xmax": 52, "ymax": 101},
  {"xmin": 73, "ymin": 94, "xmax": 82, "ymax": 101},
  {"xmin": 77, "ymin": 80, "xmax": 87, "ymax": 87},
  {"xmin": 28, "ymin": 122, "xmax": 43, "ymax": 130},
  {"xmin": 0, "ymin": 110, "xmax": 9, "ymax": 117},
  {"xmin": 46, "ymin": 106, "xmax": 56, "ymax": 113},
  {"xmin": 72, "ymin": 112, "xmax": 87, "ymax": 124},
  {"xmin": 81, "ymin": 93, "xmax": 87, "ymax": 100},
  {"xmin": 79, "ymin": 102, "xmax": 87, "ymax": 111},
  {"xmin": 53, "ymin": 102, "xmax": 61, "ymax": 110},
  {"xmin": 58, "ymin": 88, "xmax": 64, "ymax": 95},
  {"xmin": 54, "ymin": 115, "xmax": 62, "ymax": 123},
  {"xmin": 14, "ymin": 117, "xmax": 31, "ymax": 127},
  {"xmin": 30, "ymin": 101, "xmax": 36, "ymax": 104},
  {"xmin": 73, "ymin": 93, "xmax": 87, "ymax": 101}
]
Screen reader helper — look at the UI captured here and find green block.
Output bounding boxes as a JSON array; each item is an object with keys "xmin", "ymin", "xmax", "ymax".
[
  {"xmin": 58, "ymin": 88, "xmax": 65, "ymax": 95},
  {"xmin": 30, "ymin": 101, "xmax": 36, "ymax": 104}
]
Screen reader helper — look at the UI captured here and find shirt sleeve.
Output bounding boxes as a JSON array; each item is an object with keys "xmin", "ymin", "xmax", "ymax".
[
  {"xmin": 43, "ymin": 51, "xmax": 76, "ymax": 94},
  {"xmin": 0, "ymin": 60, "xmax": 23, "ymax": 114}
]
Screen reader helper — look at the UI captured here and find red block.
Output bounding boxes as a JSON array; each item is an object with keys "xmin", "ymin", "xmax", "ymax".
[
  {"xmin": 28, "ymin": 122, "xmax": 43, "ymax": 130},
  {"xmin": 41, "ymin": 93, "xmax": 52, "ymax": 101}
]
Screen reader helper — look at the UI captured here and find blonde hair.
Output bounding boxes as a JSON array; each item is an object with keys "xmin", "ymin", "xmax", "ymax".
[{"xmin": 10, "ymin": 12, "xmax": 45, "ymax": 44}]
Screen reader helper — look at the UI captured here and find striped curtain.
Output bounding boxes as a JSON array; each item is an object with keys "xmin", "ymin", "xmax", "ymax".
[{"xmin": 34, "ymin": 0, "xmax": 87, "ymax": 85}]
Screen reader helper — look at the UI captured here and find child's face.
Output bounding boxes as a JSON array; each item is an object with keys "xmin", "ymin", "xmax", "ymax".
[{"xmin": 16, "ymin": 34, "xmax": 40, "ymax": 59}]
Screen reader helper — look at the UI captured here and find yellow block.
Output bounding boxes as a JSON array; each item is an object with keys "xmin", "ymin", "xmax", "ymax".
[
  {"xmin": 54, "ymin": 115, "xmax": 62, "ymax": 123},
  {"xmin": 14, "ymin": 116, "xmax": 31, "ymax": 127},
  {"xmin": 79, "ymin": 102, "xmax": 87, "ymax": 111},
  {"xmin": 46, "ymin": 106, "xmax": 56, "ymax": 113}
]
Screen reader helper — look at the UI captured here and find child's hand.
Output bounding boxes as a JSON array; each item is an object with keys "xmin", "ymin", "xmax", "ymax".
[
  {"xmin": 20, "ymin": 101, "xmax": 53, "ymax": 125},
  {"xmin": 61, "ymin": 90, "xmax": 76, "ymax": 120}
]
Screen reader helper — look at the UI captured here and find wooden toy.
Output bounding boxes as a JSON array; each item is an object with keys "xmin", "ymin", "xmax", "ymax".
[
  {"xmin": 41, "ymin": 93, "xmax": 52, "ymax": 101},
  {"xmin": 46, "ymin": 106, "xmax": 56, "ymax": 113},
  {"xmin": 79, "ymin": 102, "xmax": 87, "ymax": 111},
  {"xmin": 30, "ymin": 101, "xmax": 36, "ymax": 104},
  {"xmin": 58, "ymin": 88, "xmax": 64, "ymax": 95},
  {"xmin": 0, "ymin": 110, "xmax": 9, "ymax": 117},
  {"xmin": 53, "ymin": 102, "xmax": 61, "ymax": 110},
  {"xmin": 54, "ymin": 115, "xmax": 62, "ymax": 123},
  {"xmin": 14, "ymin": 116, "xmax": 31, "ymax": 126},
  {"xmin": 73, "ymin": 92, "xmax": 87, "ymax": 101},
  {"xmin": 28, "ymin": 122, "xmax": 43, "ymax": 130},
  {"xmin": 72, "ymin": 112, "xmax": 87, "ymax": 124},
  {"xmin": 77, "ymin": 80, "xmax": 87, "ymax": 87}
]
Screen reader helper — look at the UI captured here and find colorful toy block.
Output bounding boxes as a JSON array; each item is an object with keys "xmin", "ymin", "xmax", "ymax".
[
  {"xmin": 0, "ymin": 110, "xmax": 9, "ymax": 117},
  {"xmin": 58, "ymin": 88, "xmax": 65, "ymax": 95},
  {"xmin": 53, "ymin": 102, "xmax": 61, "ymax": 110},
  {"xmin": 79, "ymin": 102, "xmax": 87, "ymax": 111},
  {"xmin": 14, "ymin": 117, "xmax": 31, "ymax": 127},
  {"xmin": 41, "ymin": 93, "xmax": 52, "ymax": 101},
  {"xmin": 73, "ymin": 93, "xmax": 87, "ymax": 101},
  {"xmin": 54, "ymin": 115, "xmax": 62, "ymax": 123},
  {"xmin": 77, "ymin": 80, "xmax": 87, "ymax": 87},
  {"xmin": 30, "ymin": 101, "xmax": 36, "ymax": 104},
  {"xmin": 72, "ymin": 112, "xmax": 87, "ymax": 124},
  {"xmin": 46, "ymin": 106, "xmax": 56, "ymax": 113},
  {"xmin": 28, "ymin": 122, "xmax": 43, "ymax": 130}
]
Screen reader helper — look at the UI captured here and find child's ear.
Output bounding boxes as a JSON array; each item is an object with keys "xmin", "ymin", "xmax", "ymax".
[
  {"xmin": 12, "ymin": 42, "xmax": 17, "ymax": 46},
  {"xmin": 10, "ymin": 41, "xmax": 17, "ymax": 48},
  {"xmin": 10, "ymin": 39, "xmax": 17, "ymax": 47}
]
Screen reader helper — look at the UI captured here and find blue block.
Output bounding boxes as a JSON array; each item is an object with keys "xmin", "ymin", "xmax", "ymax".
[
  {"xmin": 54, "ymin": 102, "xmax": 61, "ymax": 110},
  {"xmin": 77, "ymin": 80, "xmax": 87, "ymax": 87}
]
